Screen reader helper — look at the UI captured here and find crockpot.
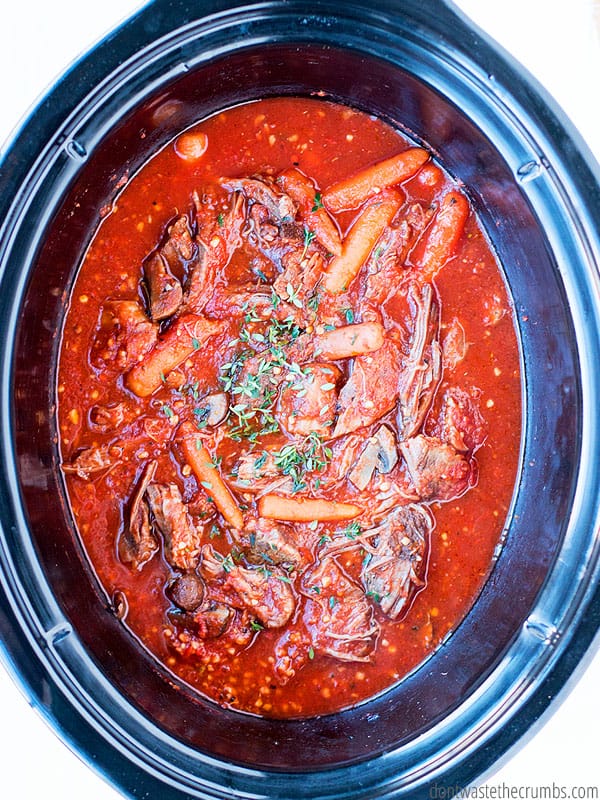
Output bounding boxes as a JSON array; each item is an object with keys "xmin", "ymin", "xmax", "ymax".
[{"xmin": 1, "ymin": 1, "xmax": 599, "ymax": 797}]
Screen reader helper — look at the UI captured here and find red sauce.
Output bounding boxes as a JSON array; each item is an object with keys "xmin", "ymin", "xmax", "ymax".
[{"xmin": 57, "ymin": 97, "xmax": 521, "ymax": 718}]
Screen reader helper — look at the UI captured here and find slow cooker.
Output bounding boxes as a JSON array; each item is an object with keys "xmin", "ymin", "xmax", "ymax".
[{"xmin": 1, "ymin": 1, "xmax": 599, "ymax": 797}]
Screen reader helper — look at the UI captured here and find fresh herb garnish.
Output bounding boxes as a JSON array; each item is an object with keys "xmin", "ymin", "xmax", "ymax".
[
  {"xmin": 301, "ymin": 226, "xmax": 316, "ymax": 259},
  {"xmin": 271, "ymin": 432, "xmax": 332, "ymax": 492},
  {"xmin": 161, "ymin": 404, "xmax": 175, "ymax": 419},
  {"xmin": 342, "ymin": 520, "xmax": 362, "ymax": 540},
  {"xmin": 311, "ymin": 192, "xmax": 324, "ymax": 212}
]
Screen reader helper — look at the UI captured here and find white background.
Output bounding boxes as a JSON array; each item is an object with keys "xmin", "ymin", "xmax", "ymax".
[{"xmin": 0, "ymin": 0, "xmax": 599, "ymax": 797}]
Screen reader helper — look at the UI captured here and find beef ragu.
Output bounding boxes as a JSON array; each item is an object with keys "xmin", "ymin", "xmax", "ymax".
[{"xmin": 57, "ymin": 97, "xmax": 521, "ymax": 718}]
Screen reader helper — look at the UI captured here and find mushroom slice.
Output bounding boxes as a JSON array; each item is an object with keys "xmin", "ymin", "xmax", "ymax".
[
  {"xmin": 195, "ymin": 392, "xmax": 229, "ymax": 428},
  {"xmin": 348, "ymin": 438, "xmax": 380, "ymax": 491},
  {"xmin": 119, "ymin": 460, "xmax": 159, "ymax": 570},
  {"xmin": 348, "ymin": 425, "xmax": 399, "ymax": 490},
  {"xmin": 376, "ymin": 425, "xmax": 398, "ymax": 473}
]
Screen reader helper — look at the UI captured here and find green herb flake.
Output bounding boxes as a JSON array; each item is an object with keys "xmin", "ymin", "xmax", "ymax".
[
  {"xmin": 343, "ymin": 520, "xmax": 362, "ymax": 540},
  {"xmin": 311, "ymin": 192, "xmax": 324, "ymax": 212},
  {"xmin": 221, "ymin": 553, "xmax": 235, "ymax": 573},
  {"xmin": 286, "ymin": 282, "xmax": 303, "ymax": 309},
  {"xmin": 217, "ymin": 212, "xmax": 225, "ymax": 227},
  {"xmin": 301, "ymin": 226, "xmax": 317, "ymax": 259},
  {"xmin": 308, "ymin": 646, "xmax": 315, "ymax": 660}
]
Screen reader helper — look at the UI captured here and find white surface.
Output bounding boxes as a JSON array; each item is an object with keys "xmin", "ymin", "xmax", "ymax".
[{"xmin": 0, "ymin": 1, "xmax": 599, "ymax": 797}]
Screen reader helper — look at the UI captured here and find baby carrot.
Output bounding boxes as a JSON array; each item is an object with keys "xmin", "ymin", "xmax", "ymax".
[
  {"xmin": 277, "ymin": 168, "xmax": 342, "ymax": 256},
  {"xmin": 323, "ymin": 148, "xmax": 429, "ymax": 212},
  {"xmin": 412, "ymin": 190, "xmax": 469, "ymax": 281},
  {"xmin": 322, "ymin": 189, "xmax": 402, "ymax": 294},
  {"xmin": 258, "ymin": 494, "xmax": 362, "ymax": 522},
  {"xmin": 126, "ymin": 315, "xmax": 223, "ymax": 397},
  {"xmin": 178, "ymin": 422, "xmax": 244, "ymax": 530}
]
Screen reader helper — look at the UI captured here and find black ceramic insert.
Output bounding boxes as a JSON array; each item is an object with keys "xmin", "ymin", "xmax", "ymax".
[{"xmin": 0, "ymin": 1, "xmax": 599, "ymax": 798}]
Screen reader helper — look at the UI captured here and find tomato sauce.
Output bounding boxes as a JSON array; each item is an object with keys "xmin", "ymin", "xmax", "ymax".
[{"xmin": 57, "ymin": 97, "xmax": 521, "ymax": 718}]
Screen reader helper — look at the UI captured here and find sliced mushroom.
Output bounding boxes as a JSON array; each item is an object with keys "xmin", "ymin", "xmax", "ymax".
[
  {"xmin": 376, "ymin": 425, "xmax": 398, "ymax": 473},
  {"xmin": 195, "ymin": 392, "xmax": 229, "ymax": 428},
  {"xmin": 119, "ymin": 460, "xmax": 159, "ymax": 570},
  {"xmin": 348, "ymin": 425, "xmax": 398, "ymax": 490},
  {"xmin": 348, "ymin": 438, "xmax": 381, "ymax": 491},
  {"xmin": 194, "ymin": 601, "xmax": 234, "ymax": 639}
]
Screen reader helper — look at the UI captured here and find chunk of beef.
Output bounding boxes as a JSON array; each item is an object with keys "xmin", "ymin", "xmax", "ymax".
[
  {"xmin": 441, "ymin": 317, "xmax": 467, "ymax": 370},
  {"xmin": 165, "ymin": 605, "xmax": 252, "ymax": 658},
  {"xmin": 229, "ymin": 448, "xmax": 292, "ymax": 495},
  {"xmin": 436, "ymin": 387, "xmax": 487, "ymax": 453},
  {"xmin": 333, "ymin": 338, "xmax": 404, "ymax": 438},
  {"xmin": 222, "ymin": 176, "xmax": 297, "ymax": 222},
  {"xmin": 88, "ymin": 402, "xmax": 129, "ymax": 433},
  {"xmin": 364, "ymin": 204, "xmax": 435, "ymax": 304},
  {"xmin": 185, "ymin": 192, "xmax": 245, "ymax": 312},
  {"xmin": 193, "ymin": 601, "xmax": 235, "ymax": 638},
  {"xmin": 400, "ymin": 434, "xmax": 473, "ymax": 502},
  {"xmin": 91, "ymin": 300, "xmax": 158, "ymax": 370},
  {"xmin": 397, "ymin": 282, "xmax": 442, "ymax": 439},
  {"xmin": 233, "ymin": 448, "xmax": 279, "ymax": 484},
  {"xmin": 244, "ymin": 517, "xmax": 303, "ymax": 569},
  {"xmin": 274, "ymin": 627, "xmax": 312, "ymax": 685},
  {"xmin": 273, "ymin": 249, "xmax": 325, "ymax": 310},
  {"xmin": 118, "ymin": 460, "xmax": 159, "ymax": 570},
  {"xmin": 302, "ymin": 557, "xmax": 379, "ymax": 662},
  {"xmin": 200, "ymin": 544, "xmax": 295, "ymax": 628},
  {"xmin": 277, "ymin": 362, "xmax": 341, "ymax": 438},
  {"xmin": 146, "ymin": 483, "xmax": 203, "ymax": 570},
  {"xmin": 205, "ymin": 287, "xmax": 305, "ymax": 326},
  {"xmin": 361, "ymin": 504, "xmax": 432, "ymax": 619},
  {"xmin": 62, "ymin": 443, "xmax": 121, "ymax": 479}
]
